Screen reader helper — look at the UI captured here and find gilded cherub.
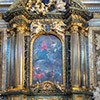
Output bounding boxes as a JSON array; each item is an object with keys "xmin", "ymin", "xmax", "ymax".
[
  {"xmin": 52, "ymin": 21, "xmax": 66, "ymax": 34},
  {"xmin": 31, "ymin": 20, "xmax": 45, "ymax": 34},
  {"xmin": 56, "ymin": 0, "xmax": 66, "ymax": 11}
]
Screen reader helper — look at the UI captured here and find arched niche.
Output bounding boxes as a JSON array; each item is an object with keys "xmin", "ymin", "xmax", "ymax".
[{"xmin": 30, "ymin": 32, "xmax": 66, "ymax": 86}]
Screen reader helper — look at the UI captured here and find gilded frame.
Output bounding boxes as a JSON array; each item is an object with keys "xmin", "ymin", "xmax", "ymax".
[{"xmin": 30, "ymin": 31, "xmax": 66, "ymax": 87}]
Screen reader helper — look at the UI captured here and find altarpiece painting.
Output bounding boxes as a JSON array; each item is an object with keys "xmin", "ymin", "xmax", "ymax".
[{"xmin": 32, "ymin": 35, "xmax": 63, "ymax": 84}]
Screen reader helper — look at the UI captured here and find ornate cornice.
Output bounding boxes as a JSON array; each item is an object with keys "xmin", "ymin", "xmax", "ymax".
[
  {"xmin": 1, "ymin": 0, "xmax": 100, "ymax": 13},
  {"xmin": 2, "ymin": 0, "xmax": 93, "ymax": 25},
  {"xmin": 65, "ymin": 0, "xmax": 93, "ymax": 21}
]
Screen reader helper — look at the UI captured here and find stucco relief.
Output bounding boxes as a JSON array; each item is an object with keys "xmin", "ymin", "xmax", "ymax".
[
  {"xmin": 95, "ymin": 33, "xmax": 100, "ymax": 75},
  {"xmin": 88, "ymin": 27, "xmax": 100, "ymax": 87},
  {"xmin": 88, "ymin": 28, "xmax": 95, "ymax": 87},
  {"xmin": 95, "ymin": 34, "xmax": 100, "ymax": 50}
]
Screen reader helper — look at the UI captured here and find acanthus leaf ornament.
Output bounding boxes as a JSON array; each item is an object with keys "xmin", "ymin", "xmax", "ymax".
[
  {"xmin": 30, "ymin": 19, "xmax": 66, "ymax": 37},
  {"xmin": 30, "ymin": 20, "xmax": 45, "ymax": 35}
]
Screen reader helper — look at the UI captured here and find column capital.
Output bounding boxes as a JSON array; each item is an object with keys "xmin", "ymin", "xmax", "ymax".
[
  {"xmin": 80, "ymin": 28, "xmax": 88, "ymax": 36},
  {"xmin": 70, "ymin": 25, "xmax": 79, "ymax": 33},
  {"xmin": 67, "ymin": 23, "xmax": 82, "ymax": 34},
  {"xmin": 13, "ymin": 24, "xmax": 28, "ymax": 34},
  {"xmin": 17, "ymin": 26, "xmax": 26, "ymax": 34},
  {"xmin": 6, "ymin": 29, "xmax": 16, "ymax": 37}
]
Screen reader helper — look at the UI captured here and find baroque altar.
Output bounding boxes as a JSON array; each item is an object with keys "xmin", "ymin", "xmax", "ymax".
[{"xmin": 1, "ymin": 0, "xmax": 93, "ymax": 100}]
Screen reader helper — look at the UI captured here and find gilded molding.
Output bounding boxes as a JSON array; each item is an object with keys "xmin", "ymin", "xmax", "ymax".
[{"xmin": 30, "ymin": 30, "xmax": 66, "ymax": 88}]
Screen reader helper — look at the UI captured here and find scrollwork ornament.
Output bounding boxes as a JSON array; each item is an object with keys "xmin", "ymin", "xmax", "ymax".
[
  {"xmin": 30, "ymin": 19, "xmax": 66, "ymax": 37},
  {"xmin": 31, "ymin": 20, "xmax": 45, "ymax": 35}
]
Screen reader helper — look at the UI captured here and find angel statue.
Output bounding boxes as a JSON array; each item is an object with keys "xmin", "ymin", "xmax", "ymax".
[
  {"xmin": 55, "ymin": 0, "xmax": 66, "ymax": 11},
  {"xmin": 93, "ymin": 86, "xmax": 100, "ymax": 100},
  {"xmin": 52, "ymin": 21, "xmax": 66, "ymax": 34}
]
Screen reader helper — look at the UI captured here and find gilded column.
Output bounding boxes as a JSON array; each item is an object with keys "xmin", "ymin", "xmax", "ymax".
[
  {"xmin": 70, "ymin": 25, "xmax": 81, "ymax": 90},
  {"xmin": 15, "ymin": 26, "xmax": 25, "ymax": 89}
]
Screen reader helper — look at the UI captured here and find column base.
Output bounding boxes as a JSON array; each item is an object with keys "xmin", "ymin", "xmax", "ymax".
[
  {"xmin": 6, "ymin": 95, "xmax": 27, "ymax": 100},
  {"xmin": 7, "ymin": 86, "xmax": 14, "ymax": 90},
  {"xmin": 69, "ymin": 87, "xmax": 93, "ymax": 100},
  {"xmin": 15, "ymin": 85, "xmax": 25, "ymax": 89},
  {"xmin": 82, "ymin": 86, "xmax": 88, "ymax": 91},
  {"xmin": 71, "ymin": 94, "xmax": 92, "ymax": 100},
  {"xmin": 72, "ymin": 85, "xmax": 81, "ymax": 91},
  {"xmin": 72, "ymin": 86, "xmax": 88, "ymax": 91},
  {"xmin": 7, "ymin": 85, "xmax": 25, "ymax": 91}
]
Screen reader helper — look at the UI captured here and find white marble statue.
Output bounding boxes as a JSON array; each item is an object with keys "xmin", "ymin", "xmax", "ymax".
[
  {"xmin": 56, "ymin": 0, "xmax": 66, "ymax": 11},
  {"xmin": 93, "ymin": 87, "xmax": 100, "ymax": 100}
]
